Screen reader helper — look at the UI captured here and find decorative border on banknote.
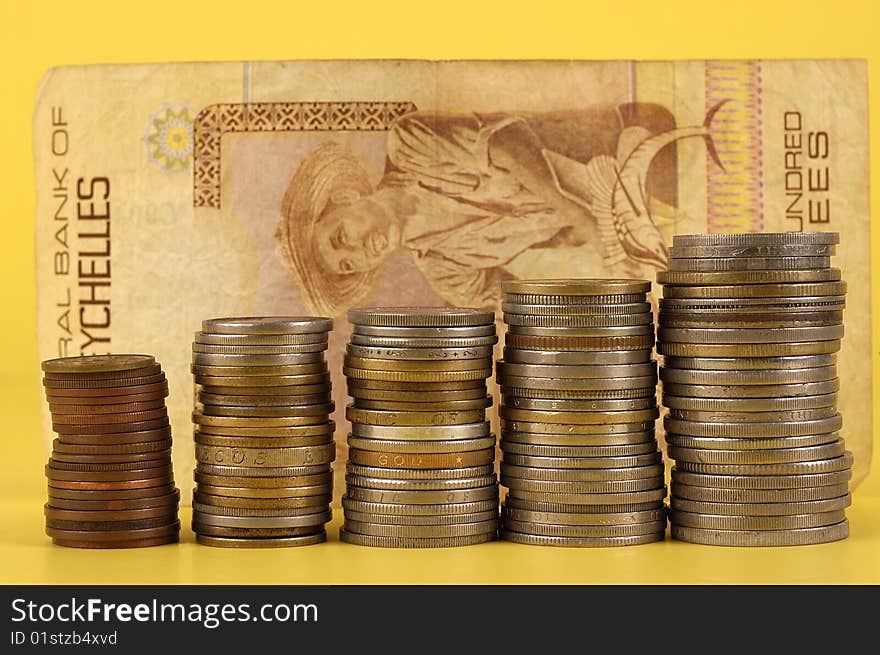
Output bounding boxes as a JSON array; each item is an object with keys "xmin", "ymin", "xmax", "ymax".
[
  {"xmin": 192, "ymin": 101, "xmax": 418, "ymax": 208},
  {"xmin": 705, "ymin": 60, "xmax": 764, "ymax": 233}
]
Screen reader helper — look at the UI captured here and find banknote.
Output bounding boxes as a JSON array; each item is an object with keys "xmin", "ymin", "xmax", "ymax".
[{"xmin": 33, "ymin": 60, "xmax": 871, "ymax": 497}]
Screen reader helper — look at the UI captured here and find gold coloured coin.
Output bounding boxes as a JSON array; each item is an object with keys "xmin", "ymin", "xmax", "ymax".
[
  {"xmin": 501, "ymin": 278, "xmax": 651, "ymax": 295},
  {"xmin": 348, "ymin": 306, "xmax": 495, "ymax": 327}
]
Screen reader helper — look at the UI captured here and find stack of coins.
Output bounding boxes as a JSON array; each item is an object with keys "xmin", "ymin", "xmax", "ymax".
[
  {"xmin": 496, "ymin": 280, "xmax": 666, "ymax": 547},
  {"xmin": 341, "ymin": 307, "xmax": 500, "ymax": 548},
  {"xmin": 41, "ymin": 355, "xmax": 179, "ymax": 548},
  {"xmin": 658, "ymin": 232, "xmax": 852, "ymax": 546},
  {"xmin": 191, "ymin": 317, "xmax": 335, "ymax": 548}
]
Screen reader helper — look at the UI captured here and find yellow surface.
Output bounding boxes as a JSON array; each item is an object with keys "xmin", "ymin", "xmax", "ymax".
[{"xmin": 1, "ymin": 0, "xmax": 879, "ymax": 583}]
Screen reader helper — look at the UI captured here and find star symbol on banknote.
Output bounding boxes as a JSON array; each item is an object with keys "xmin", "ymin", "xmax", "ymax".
[{"xmin": 144, "ymin": 104, "xmax": 196, "ymax": 172}]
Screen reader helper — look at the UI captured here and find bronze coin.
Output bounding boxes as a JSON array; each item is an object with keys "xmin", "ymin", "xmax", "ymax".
[
  {"xmin": 52, "ymin": 534, "xmax": 179, "ymax": 549},
  {"xmin": 46, "ymin": 516, "xmax": 178, "ymax": 531},
  {"xmin": 47, "ymin": 475, "xmax": 175, "ymax": 490},
  {"xmin": 55, "ymin": 427, "xmax": 172, "ymax": 445},
  {"xmin": 51, "ymin": 439, "xmax": 173, "ymax": 455},
  {"xmin": 48, "ymin": 453, "xmax": 172, "ymax": 468},
  {"xmin": 51, "ymin": 408, "xmax": 168, "ymax": 425},
  {"xmin": 193, "ymin": 471, "xmax": 332, "ymax": 489},
  {"xmin": 192, "ymin": 492, "xmax": 331, "ymax": 509},
  {"xmin": 48, "ymin": 400, "xmax": 166, "ymax": 415},
  {"xmin": 46, "ymin": 522, "xmax": 180, "ymax": 542},
  {"xmin": 43, "ymin": 363, "xmax": 162, "ymax": 381},
  {"xmin": 194, "ymin": 432, "xmax": 334, "ymax": 448},
  {"xmin": 46, "ymin": 463, "xmax": 172, "ymax": 481},
  {"xmin": 42, "ymin": 373, "xmax": 166, "ymax": 389},
  {"xmin": 194, "ymin": 483, "xmax": 331, "ymax": 499},
  {"xmin": 46, "ymin": 490, "xmax": 180, "ymax": 511},
  {"xmin": 191, "ymin": 524, "xmax": 327, "ymax": 538},
  {"xmin": 199, "ymin": 383, "xmax": 331, "ymax": 397},
  {"xmin": 346, "ymin": 379, "xmax": 487, "ymax": 391},
  {"xmin": 41, "ymin": 354, "xmax": 158, "ymax": 375},
  {"xmin": 47, "ymin": 484, "xmax": 178, "ymax": 501},
  {"xmin": 54, "ymin": 419, "xmax": 170, "ymax": 435},
  {"xmin": 44, "ymin": 382, "xmax": 169, "ymax": 399},
  {"xmin": 347, "ymin": 448, "xmax": 496, "ymax": 469}
]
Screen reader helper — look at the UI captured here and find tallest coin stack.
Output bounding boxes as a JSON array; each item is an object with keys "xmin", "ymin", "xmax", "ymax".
[{"xmin": 658, "ymin": 232, "xmax": 852, "ymax": 546}]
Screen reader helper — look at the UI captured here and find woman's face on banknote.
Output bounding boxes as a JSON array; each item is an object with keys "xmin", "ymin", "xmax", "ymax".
[{"xmin": 314, "ymin": 197, "xmax": 401, "ymax": 274}]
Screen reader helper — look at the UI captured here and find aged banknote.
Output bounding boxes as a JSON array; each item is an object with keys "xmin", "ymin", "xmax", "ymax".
[{"xmin": 33, "ymin": 60, "xmax": 871, "ymax": 495}]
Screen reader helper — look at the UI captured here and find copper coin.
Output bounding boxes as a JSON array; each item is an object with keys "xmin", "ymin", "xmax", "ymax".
[
  {"xmin": 48, "ymin": 399, "xmax": 166, "ymax": 415},
  {"xmin": 47, "ymin": 475, "xmax": 175, "ymax": 490},
  {"xmin": 46, "ymin": 490, "xmax": 180, "ymax": 511},
  {"xmin": 55, "ymin": 427, "xmax": 172, "ymax": 445},
  {"xmin": 42, "ymin": 373, "xmax": 166, "ymax": 389},
  {"xmin": 48, "ymin": 454, "xmax": 172, "ymax": 468},
  {"xmin": 44, "ymin": 382, "xmax": 169, "ymax": 399},
  {"xmin": 51, "ymin": 408, "xmax": 168, "ymax": 425},
  {"xmin": 46, "ymin": 522, "xmax": 180, "ymax": 542},
  {"xmin": 52, "ymin": 439, "xmax": 171, "ymax": 462},
  {"xmin": 54, "ymin": 419, "xmax": 170, "ymax": 435},
  {"xmin": 47, "ymin": 484, "xmax": 178, "ymax": 501},
  {"xmin": 44, "ymin": 503, "xmax": 180, "ymax": 521},
  {"xmin": 44, "ymin": 363, "xmax": 162, "ymax": 381},
  {"xmin": 41, "ymin": 354, "xmax": 157, "ymax": 375},
  {"xmin": 191, "ymin": 524, "xmax": 326, "ymax": 538},
  {"xmin": 46, "ymin": 516, "xmax": 178, "ymax": 531},
  {"xmin": 46, "ymin": 463, "xmax": 171, "ymax": 481},
  {"xmin": 194, "ymin": 432, "xmax": 334, "ymax": 448},
  {"xmin": 193, "ymin": 471, "xmax": 332, "ymax": 489},
  {"xmin": 52, "ymin": 534, "xmax": 179, "ymax": 549}
]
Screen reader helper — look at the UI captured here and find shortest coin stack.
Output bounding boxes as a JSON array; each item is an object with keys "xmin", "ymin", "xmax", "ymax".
[
  {"xmin": 41, "ymin": 354, "xmax": 180, "ymax": 548},
  {"xmin": 497, "ymin": 279, "xmax": 666, "ymax": 546},
  {"xmin": 658, "ymin": 232, "xmax": 852, "ymax": 546},
  {"xmin": 191, "ymin": 317, "xmax": 335, "ymax": 548},
  {"xmin": 341, "ymin": 307, "xmax": 500, "ymax": 548}
]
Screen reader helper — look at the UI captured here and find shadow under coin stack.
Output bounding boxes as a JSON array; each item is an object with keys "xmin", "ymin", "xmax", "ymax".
[
  {"xmin": 341, "ymin": 307, "xmax": 500, "ymax": 548},
  {"xmin": 496, "ymin": 280, "xmax": 666, "ymax": 547},
  {"xmin": 41, "ymin": 355, "xmax": 179, "ymax": 548},
  {"xmin": 658, "ymin": 232, "xmax": 852, "ymax": 546},
  {"xmin": 191, "ymin": 317, "xmax": 335, "ymax": 547}
]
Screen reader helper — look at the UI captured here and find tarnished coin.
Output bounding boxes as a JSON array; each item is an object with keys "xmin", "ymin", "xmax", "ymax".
[
  {"xmin": 192, "ymin": 342, "xmax": 327, "ymax": 354},
  {"xmin": 660, "ymin": 380, "xmax": 839, "ymax": 399},
  {"xmin": 661, "ymin": 282, "xmax": 847, "ymax": 299},
  {"xmin": 664, "ymin": 414, "xmax": 843, "ymax": 437},
  {"xmin": 671, "ymin": 469, "xmax": 852, "ymax": 489},
  {"xmin": 48, "ymin": 400, "xmax": 166, "ymax": 415},
  {"xmin": 344, "ymin": 510, "xmax": 498, "ymax": 526},
  {"xmin": 195, "ymin": 443, "xmax": 336, "ymax": 467},
  {"xmin": 502, "ymin": 506, "xmax": 665, "ymax": 526},
  {"xmin": 348, "ymin": 306, "xmax": 494, "ymax": 327},
  {"xmin": 202, "ymin": 317, "xmax": 332, "ymax": 335},
  {"xmin": 501, "ymin": 278, "xmax": 651, "ymax": 295},
  {"xmin": 504, "ymin": 334, "xmax": 655, "ymax": 351},
  {"xmin": 508, "ymin": 488, "xmax": 667, "ymax": 506},
  {"xmin": 501, "ymin": 386, "xmax": 655, "ymax": 400},
  {"xmin": 670, "ymin": 521, "xmax": 848, "ymax": 546},
  {"xmin": 497, "ymin": 361, "xmax": 656, "ymax": 380},
  {"xmin": 196, "ymin": 533, "xmax": 327, "ymax": 548},
  {"xmin": 41, "ymin": 354, "xmax": 156, "ymax": 376},
  {"xmin": 667, "ymin": 256, "xmax": 830, "ymax": 271},
  {"xmin": 196, "ymin": 422, "xmax": 334, "ymax": 438},
  {"xmin": 44, "ymin": 382, "xmax": 169, "ymax": 401},
  {"xmin": 198, "ymin": 403, "xmax": 334, "ymax": 418},
  {"xmin": 502, "ymin": 396, "xmax": 656, "ymax": 412},
  {"xmin": 671, "ymin": 232, "xmax": 839, "ymax": 246},
  {"xmin": 350, "ymin": 422, "xmax": 491, "ymax": 440},
  {"xmin": 344, "ymin": 355, "xmax": 490, "ymax": 372},
  {"xmin": 500, "ymin": 476, "xmax": 665, "ymax": 493},
  {"xmin": 671, "ymin": 510, "xmax": 846, "ymax": 530},
  {"xmin": 659, "ymin": 295, "xmax": 846, "ymax": 310},
  {"xmin": 500, "ymin": 441, "xmax": 658, "ymax": 458},
  {"xmin": 49, "ymin": 455, "xmax": 171, "ymax": 470},
  {"xmin": 503, "ymin": 348, "xmax": 651, "ymax": 366},
  {"xmin": 502, "ymin": 519, "xmax": 666, "ymax": 538},
  {"xmin": 195, "ymin": 374, "xmax": 330, "ymax": 388},
  {"xmin": 670, "ymin": 482, "xmax": 850, "ymax": 504},
  {"xmin": 668, "ymin": 495, "xmax": 852, "ymax": 516},
  {"xmin": 667, "ymin": 407, "xmax": 837, "ymax": 423},
  {"xmin": 500, "ymin": 530, "xmax": 664, "ymax": 547},
  {"xmin": 341, "ymin": 497, "xmax": 499, "ymax": 517},
  {"xmin": 664, "ymin": 432, "xmax": 840, "ymax": 451},
  {"xmin": 194, "ymin": 510, "xmax": 331, "ymax": 529},
  {"xmin": 659, "ymin": 340, "xmax": 843, "ymax": 358},
  {"xmin": 659, "ymin": 311, "xmax": 843, "ymax": 328},
  {"xmin": 674, "ymin": 453, "xmax": 852, "ymax": 476},
  {"xmin": 46, "ymin": 484, "xmax": 177, "ymax": 501},
  {"xmin": 52, "ymin": 439, "xmax": 173, "ymax": 455},
  {"xmin": 47, "ymin": 523, "xmax": 180, "ymax": 548},
  {"xmin": 661, "ymin": 393, "xmax": 837, "ymax": 412},
  {"xmin": 346, "ymin": 464, "xmax": 493, "ymax": 481},
  {"xmin": 51, "ymin": 408, "xmax": 168, "ymax": 425},
  {"xmin": 503, "ymin": 313, "xmax": 653, "ymax": 327},
  {"xmin": 346, "ymin": 379, "xmax": 486, "ymax": 391},
  {"xmin": 501, "ymin": 302, "xmax": 651, "ymax": 316},
  {"xmin": 351, "ymin": 397, "xmax": 492, "ymax": 412},
  {"xmin": 192, "ymin": 352, "xmax": 324, "ymax": 367},
  {"xmin": 345, "ymin": 406, "xmax": 485, "ymax": 426},
  {"xmin": 502, "ymin": 420, "xmax": 654, "ymax": 436},
  {"xmin": 496, "ymin": 375, "xmax": 656, "ymax": 392},
  {"xmin": 193, "ymin": 413, "xmax": 329, "ymax": 428},
  {"xmin": 196, "ymin": 331, "xmax": 328, "ymax": 346},
  {"xmin": 193, "ymin": 493, "xmax": 331, "ymax": 510},
  {"xmin": 343, "ymin": 367, "xmax": 491, "ymax": 383},
  {"xmin": 346, "ymin": 387, "xmax": 487, "ymax": 403},
  {"xmin": 340, "ymin": 530, "xmax": 496, "ymax": 548},
  {"xmin": 661, "ymin": 355, "xmax": 836, "ymax": 371},
  {"xmin": 502, "ymin": 452, "xmax": 661, "ymax": 469},
  {"xmin": 667, "ymin": 440, "xmax": 845, "ymax": 465},
  {"xmin": 500, "ymin": 407, "xmax": 658, "ymax": 425},
  {"xmin": 344, "ymin": 485, "xmax": 498, "ymax": 505},
  {"xmin": 342, "ymin": 519, "xmax": 497, "ymax": 539},
  {"xmin": 669, "ymin": 244, "xmax": 836, "ymax": 258},
  {"xmin": 507, "ymin": 324, "xmax": 654, "ymax": 338},
  {"xmin": 53, "ymin": 427, "xmax": 172, "ymax": 446},
  {"xmin": 192, "ymin": 363, "xmax": 327, "ymax": 377},
  {"xmin": 196, "ymin": 484, "xmax": 332, "ymax": 499},
  {"xmin": 501, "ymin": 430, "xmax": 656, "ymax": 447},
  {"xmin": 348, "ymin": 448, "xmax": 495, "ymax": 469},
  {"xmin": 47, "ymin": 491, "xmax": 179, "ymax": 512},
  {"xmin": 504, "ymin": 497, "xmax": 664, "ymax": 514},
  {"xmin": 43, "ymin": 373, "xmax": 166, "ymax": 390},
  {"xmin": 353, "ymin": 324, "xmax": 495, "ymax": 338},
  {"xmin": 53, "ymin": 419, "xmax": 170, "ymax": 436},
  {"xmin": 347, "ymin": 435, "xmax": 496, "ymax": 454},
  {"xmin": 658, "ymin": 325, "xmax": 843, "ymax": 344},
  {"xmin": 198, "ymin": 392, "xmax": 331, "ymax": 407},
  {"xmin": 346, "ymin": 344, "xmax": 494, "ymax": 360},
  {"xmin": 501, "ymin": 463, "xmax": 664, "ymax": 482},
  {"xmin": 196, "ymin": 463, "xmax": 329, "ymax": 478},
  {"xmin": 658, "ymin": 268, "xmax": 841, "ymax": 286},
  {"xmin": 345, "ymin": 474, "xmax": 497, "ymax": 492},
  {"xmin": 349, "ymin": 334, "xmax": 499, "ymax": 348},
  {"xmin": 503, "ymin": 292, "xmax": 646, "ymax": 305}
]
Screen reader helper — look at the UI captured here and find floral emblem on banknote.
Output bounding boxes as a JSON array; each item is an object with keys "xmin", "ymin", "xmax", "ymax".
[{"xmin": 145, "ymin": 104, "xmax": 196, "ymax": 172}]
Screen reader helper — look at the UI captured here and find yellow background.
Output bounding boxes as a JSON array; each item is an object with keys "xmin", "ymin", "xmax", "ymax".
[{"xmin": 1, "ymin": 0, "xmax": 878, "ymax": 583}]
